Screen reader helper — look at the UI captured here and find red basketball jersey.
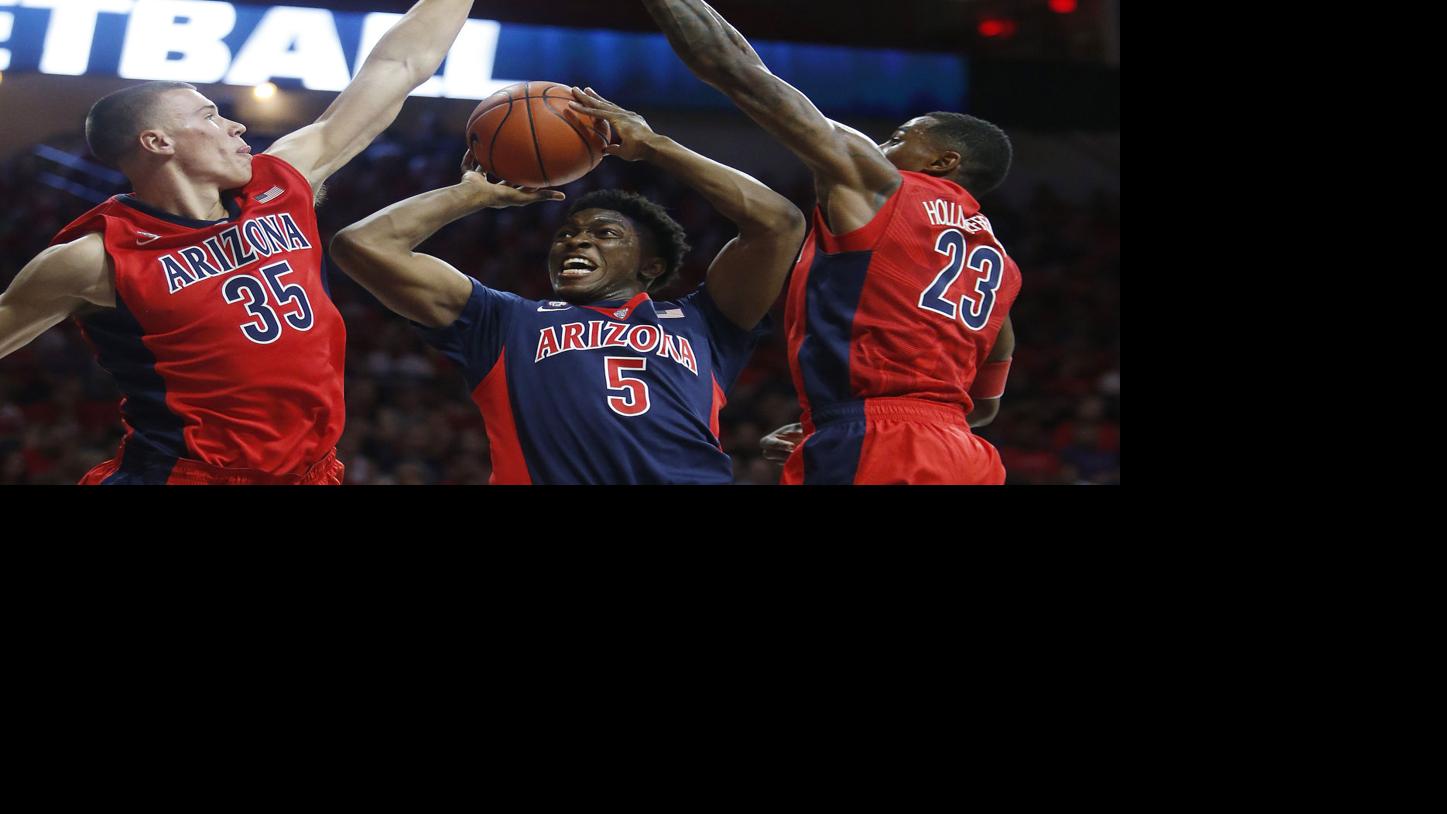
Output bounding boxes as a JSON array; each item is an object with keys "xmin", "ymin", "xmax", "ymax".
[
  {"xmin": 51, "ymin": 154, "xmax": 346, "ymax": 477},
  {"xmin": 785, "ymin": 171, "xmax": 1022, "ymax": 432}
]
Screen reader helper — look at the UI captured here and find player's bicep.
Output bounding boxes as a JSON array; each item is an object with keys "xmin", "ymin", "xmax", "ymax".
[
  {"xmin": 330, "ymin": 232, "xmax": 472, "ymax": 328},
  {"xmin": 704, "ymin": 221, "xmax": 805, "ymax": 330},
  {"xmin": 0, "ymin": 236, "xmax": 113, "ymax": 359}
]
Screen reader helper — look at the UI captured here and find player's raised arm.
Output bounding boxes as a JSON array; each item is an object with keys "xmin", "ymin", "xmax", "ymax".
[
  {"xmin": 0, "ymin": 234, "xmax": 115, "ymax": 360},
  {"xmin": 568, "ymin": 87, "xmax": 803, "ymax": 329},
  {"xmin": 265, "ymin": 0, "xmax": 473, "ymax": 190},
  {"xmin": 331, "ymin": 162, "xmax": 563, "ymax": 327},
  {"xmin": 641, "ymin": 0, "xmax": 899, "ymax": 232}
]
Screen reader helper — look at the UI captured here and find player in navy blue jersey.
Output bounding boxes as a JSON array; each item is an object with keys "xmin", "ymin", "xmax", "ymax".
[{"xmin": 330, "ymin": 87, "xmax": 805, "ymax": 484}]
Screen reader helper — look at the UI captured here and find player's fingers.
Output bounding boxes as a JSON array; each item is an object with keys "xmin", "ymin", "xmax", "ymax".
[
  {"xmin": 570, "ymin": 86, "xmax": 613, "ymax": 108},
  {"xmin": 567, "ymin": 101, "xmax": 611, "ymax": 120}
]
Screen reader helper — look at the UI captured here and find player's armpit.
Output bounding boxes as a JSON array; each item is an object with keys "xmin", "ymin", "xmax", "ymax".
[
  {"xmin": 0, "ymin": 234, "xmax": 114, "ymax": 360},
  {"xmin": 264, "ymin": 0, "xmax": 471, "ymax": 188}
]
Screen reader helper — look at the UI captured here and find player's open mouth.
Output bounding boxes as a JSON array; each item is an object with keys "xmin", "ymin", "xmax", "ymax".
[{"xmin": 560, "ymin": 257, "xmax": 597, "ymax": 277}]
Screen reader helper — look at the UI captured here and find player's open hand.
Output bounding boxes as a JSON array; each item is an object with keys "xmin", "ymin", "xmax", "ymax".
[
  {"xmin": 459, "ymin": 151, "xmax": 566, "ymax": 208},
  {"xmin": 567, "ymin": 87, "xmax": 657, "ymax": 162},
  {"xmin": 760, "ymin": 422, "xmax": 804, "ymax": 464}
]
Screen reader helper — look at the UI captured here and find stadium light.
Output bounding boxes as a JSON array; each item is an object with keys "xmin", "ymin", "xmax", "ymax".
[
  {"xmin": 978, "ymin": 19, "xmax": 1017, "ymax": 38},
  {"xmin": 253, "ymin": 81, "xmax": 277, "ymax": 100},
  {"xmin": 1050, "ymin": 0, "xmax": 1078, "ymax": 13}
]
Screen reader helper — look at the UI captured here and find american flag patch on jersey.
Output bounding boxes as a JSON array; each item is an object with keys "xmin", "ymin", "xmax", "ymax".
[
  {"xmin": 657, "ymin": 308, "xmax": 684, "ymax": 319},
  {"xmin": 254, "ymin": 186, "xmax": 284, "ymax": 203}
]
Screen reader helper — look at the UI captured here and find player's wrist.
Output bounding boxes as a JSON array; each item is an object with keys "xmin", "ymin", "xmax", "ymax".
[{"xmin": 455, "ymin": 175, "xmax": 500, "ymax": 208}]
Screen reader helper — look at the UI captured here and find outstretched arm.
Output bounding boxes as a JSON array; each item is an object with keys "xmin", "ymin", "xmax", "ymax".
[
  {"xmin": 568, "ymin": 87, "xmax": 804, "ymax": 329},
  {"xmin": 331, "ymin": 163, "xmax": 563, "ymax": 327},
  {"xmin": 266, "ymin": 0, "xmax": 473, "ymax": 189},
  {"xmin": 0, "ymin": 234, "xmax": 115, "ymax": 360},
  {"xmin": 641, "ymin": 0, "xmax": 899, "ymax": 234}
]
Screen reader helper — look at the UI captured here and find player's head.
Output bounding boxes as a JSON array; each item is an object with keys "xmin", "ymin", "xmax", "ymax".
[
  {"xmin": 86, "ymin": 81, "xmax": 252, "ymax": 187},
  {"xmin": 548, "ymin": 190, "xmax": 690, "ymax": 302},
  {"xmin": 878, "ymin": 112, "xmax": 1013, "ymax": 194}
]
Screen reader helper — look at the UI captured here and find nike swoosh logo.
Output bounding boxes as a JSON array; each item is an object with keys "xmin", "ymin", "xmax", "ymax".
[
  {"xmin": 537, "ymin": 306, "xmax": 571, "ymax": 312},
  {"xmin": 137, "ymin": 235, "xmax": 161, "ymax": 245}
]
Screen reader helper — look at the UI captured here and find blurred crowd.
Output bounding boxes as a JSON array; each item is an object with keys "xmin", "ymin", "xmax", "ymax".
[{"xmin": 0, "ymin": 111, "xmax": 1119, "ymax": 484}]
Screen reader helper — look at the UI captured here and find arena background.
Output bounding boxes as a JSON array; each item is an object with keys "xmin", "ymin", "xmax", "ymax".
[{"xmin": 0, "ymin": 0, "xmax": 1120, "ymax": 485}]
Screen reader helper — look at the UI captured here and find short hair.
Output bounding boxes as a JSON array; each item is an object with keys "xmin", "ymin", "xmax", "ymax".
[
  {"xmin": 85, "ymin": 81, "xmax": 197, "ymax": 168},
  {"xmin": 567, "ymin": 190, "xmax": 690, "ymax": 293},
  {"xmin": 922, "ymin": 112, "xmax": 1013, "ymax": 194}
]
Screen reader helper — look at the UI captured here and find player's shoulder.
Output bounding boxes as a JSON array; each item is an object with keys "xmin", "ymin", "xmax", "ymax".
[
  {"xmin": 46, "ymin": 230, "xmax": 108, "ymax": 266},
  {"xmin": 28, "ymin": 231, "xmax": 113, "ymax": 303}
]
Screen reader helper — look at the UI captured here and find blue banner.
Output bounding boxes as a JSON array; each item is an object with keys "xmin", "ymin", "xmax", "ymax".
[{"xmin": 0, "ymin": 1, "xmax": 965, "ymax": 116}]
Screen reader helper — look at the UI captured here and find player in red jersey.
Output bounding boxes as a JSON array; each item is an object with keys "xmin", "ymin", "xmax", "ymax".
[
  {"xmin": 0, "ymin": 1, "xmax": 476, "ymax": 485},
  {"xmin": 644, "ymin": 0, "xmax": 1021, "ymax": 484}
]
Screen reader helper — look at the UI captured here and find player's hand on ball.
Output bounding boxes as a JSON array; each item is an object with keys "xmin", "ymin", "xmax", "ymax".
[
  {"xmin": 567, "ymin": 87, "xmax": 657, "ymax": 162},
  {"xmin": 459, "ymin": 151, "xmax": 565, "ymax": 208},
  {"xmin": 760, "ymin": 422, "xmax": 804, "ymax": 464}
]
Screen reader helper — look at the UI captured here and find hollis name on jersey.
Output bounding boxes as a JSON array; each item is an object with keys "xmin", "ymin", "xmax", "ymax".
[
  {"xmin": 158, "ymin": 213, "xmax": 314, "ymax": 295},
  {"xmin": 536, "ymin": 321, "xmax": 699, "ymax": 375},
  {"xmin": 921, "ymin": 199, "xmax": 994, "ymax": 235}
]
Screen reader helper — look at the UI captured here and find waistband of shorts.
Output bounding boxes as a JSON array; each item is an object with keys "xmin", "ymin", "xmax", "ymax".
[
  {"xmin": 810, "ymin": 397, "xmax": 970, "ymax": 428},
  {"xmin": 120, "ymin": 439, "xmax": 340, "ymax": 485}
]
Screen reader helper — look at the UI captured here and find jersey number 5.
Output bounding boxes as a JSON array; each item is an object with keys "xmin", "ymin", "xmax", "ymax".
[
  {"xmin": 222, "ymin": 261, "xmax": 315, "ymax": 344},
  {"xmin": 918, "ymin": 229, "xmax": 1003, "ymax": 331},
  {"xmin": 605, "ymin": 357, "xmax": 650, "ymax": 417}
]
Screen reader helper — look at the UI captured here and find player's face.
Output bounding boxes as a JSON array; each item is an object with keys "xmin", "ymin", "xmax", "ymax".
[
  {"xmin": 155, "ymin": 89, "xmax": 253, "ymax": 188},
  {"xmin": 548, "ymin": 209, "xmax": 656, "ymax": 302},
  {"xmin": 878, "ymin": 116, "xmax": 942, "ymax": 173}
]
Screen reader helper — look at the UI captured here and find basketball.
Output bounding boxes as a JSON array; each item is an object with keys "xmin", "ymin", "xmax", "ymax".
[{"xmin": 466, "ymin": 81, "xmax": 612, "ymax": 188}]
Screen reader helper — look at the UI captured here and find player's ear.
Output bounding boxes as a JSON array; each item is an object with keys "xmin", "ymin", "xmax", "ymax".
[
  {"xmin": 137, "ymin": 128, "xmax": 175, "ymax": 157},
  {"xmin": 639, "ymin": 256, "xmax": 666, "ymax": 287},
  {"xmin": 931, "ymin": 150, "xmax": 962, "ymax": 175}
]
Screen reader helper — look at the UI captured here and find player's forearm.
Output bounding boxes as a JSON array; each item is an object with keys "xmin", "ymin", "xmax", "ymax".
[
  {"xmin": 643, "ymin": 0, "xmax": 764, "ymax": 82},
  {"xmin": 339, "ymin": 183, "xmax": 487, "ymax": 257},
  {"xmin": 640, "ymin": 135, "xmax": 802, "ymax": 236},
  {"xmin": 365, "ymin": 0, "xmax": 473, "ymax": 83}
]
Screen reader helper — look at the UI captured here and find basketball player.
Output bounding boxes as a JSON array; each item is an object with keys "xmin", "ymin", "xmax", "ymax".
[
  {"xmin": 644, "ymin": 0, "xmax": 1021, "ymax": 484},
  {"xmin": 329, "ymin": 87, "xmax": 804, "ymax": 483},
  {"xmin": 0, "ymin": 0, "xmax": 476, "ymax": 484}
]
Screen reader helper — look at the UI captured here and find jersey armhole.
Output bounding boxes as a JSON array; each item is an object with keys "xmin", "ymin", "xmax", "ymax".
[
  {"xmin": 252, "ymin": 153, "xmax": 317, "ymax": 203},
  {"xmin": 814, "ymin": 181, "xmax": 906, "ymax": 254}
]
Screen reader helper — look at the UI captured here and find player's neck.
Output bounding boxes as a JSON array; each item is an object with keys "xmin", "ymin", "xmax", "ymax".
[{"xmin": 129, "ymin": 168, "xmax": 229, "ymax": 223}]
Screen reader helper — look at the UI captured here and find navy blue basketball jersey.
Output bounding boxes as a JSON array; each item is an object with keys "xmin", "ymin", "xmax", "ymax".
[{"xmin": 417, "ymin": 280, "xmax": 768, "ymax": 484}]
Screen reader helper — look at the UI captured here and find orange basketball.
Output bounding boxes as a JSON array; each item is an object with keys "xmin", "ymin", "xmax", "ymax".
[{"xmin": 466, "ymin": 81, "xmax": 612, "ymax": 188}]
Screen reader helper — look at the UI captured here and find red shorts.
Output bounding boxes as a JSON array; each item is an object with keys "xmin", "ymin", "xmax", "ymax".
[
  {"xmin": 781, "ymin": 397, "xmax": 1004, "ymax": 485},
  {"xmin": 80, "ymin": 440, "xmax": 345, "ymax": 486}
]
